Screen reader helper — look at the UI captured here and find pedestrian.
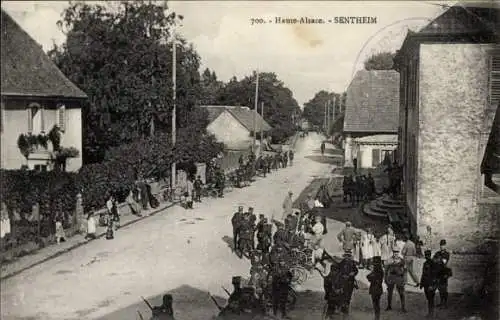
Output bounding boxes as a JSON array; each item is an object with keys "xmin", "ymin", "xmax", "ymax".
[
  {"xmin": 321, "ymin": 263, "xmax": 343, "ymax": 319},
  {"xmin": 247, "ymin": 207, "xmax": 257, "ymax": 249},
  {"xmin": 283, "ymin": 152, "xmax": 288, "ymax": 168},
  {"xmin": 321, "ymin": 142, "xmax": 326, "ymax": 155},
  {"xmin": 231, "ymin": 206, "xmax": 244, "ymax": 255},
  {"xmin": 151, "ymin": 294, "xmax": 175, "ymax": 320},
  {"xmin": 193, "ymin": 175, "xmax": 203, "ymax": 202},
  {"xmin": 85, "ymin": 213, "xmax": 97, "ymax": 240},
  {"xmin": 337, "ymin": 221, "xmax": 356, "ymax": 252},
  {"xmin": 401, "ymin": 233, "xmax": 420, "ymax": 287},
  {"xmin": 223, "ymin": 276, "xmax": 244, "ymax": 314},
  {"xmin": 338, "ymin": 248, "xmax": 358, "ymax": 315},
  {"xmin": 385, "ymin": 245, "xmax": 407, "ymax": 312},
  {"xmin": 55, "ymin": 217, "xmax": 66, "ymax": 244},
  {"xmin": 362, "ymin": 227, "xmax": 376, "ymax": 270},
  {"xmin": 433, "ymin": 239, "xmax": 452, "ymax": 308},
  {"xmin": 312, "ymin": 215, "xmax": 325, "ymax": 247},
  {"xmin": 282, "ymin": 191, "xmax": 294, "ymax": 221},
  {"xmin": 289, "ymin": 150, "xmax": 294, "ymax": 166},
  {"xmin": 419, "ymin": 249, "xmax": 439, "ymax": 318},
  {"xmin": 271, "ymin": 260, "xmax": 293, "ymax": 318},
  {"xmin": 239, "ymin": 216, "xmax": 255, "ymax": 259},
  {"xmin": 379, "ymin": 226, "xmax": 396, "ymax": 265},
  {"xmin": 367, "ymin": 256, "xmax": 384, "ymax": 320}
]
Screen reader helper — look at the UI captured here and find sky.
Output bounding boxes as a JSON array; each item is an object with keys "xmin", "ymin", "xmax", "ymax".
[{"xmin": 1, "ymin": 1, "xmax": 456, "ymax": 106}]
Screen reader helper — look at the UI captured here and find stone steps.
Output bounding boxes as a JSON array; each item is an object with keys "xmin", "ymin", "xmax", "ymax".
[
  {"xmin": 376, "ymin": 198, "xmax": 405, "ymax": 210},
  {"xmin": 362, "ymin": 195, "xmax": 406, "ymax": 223},
  {"xmin": 362, "ymin": 202, "xmax": 387, "ymax": 219}
]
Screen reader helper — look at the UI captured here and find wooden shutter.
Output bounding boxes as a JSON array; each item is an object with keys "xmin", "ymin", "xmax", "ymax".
[
  {"xmin": 490, "ymin": 55, "xmax": 500, "ymax": 106},
  {"xmin": 57, "ymin": 104, "xmax": 66, "ymax": 131},
  {"xmin": 27, "ymin": 107, "xmax": 33, "ymax": 133},
  {"xmin": 372, "ymin": 148, "xmax": 380, "ymax": 167}
]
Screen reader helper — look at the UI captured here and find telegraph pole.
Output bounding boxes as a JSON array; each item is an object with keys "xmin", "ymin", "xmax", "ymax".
[
  {"xmin": 252, "ymin": 71, "xmax": 259, "ymax": 153},
  {"xmin": 171, "ymin": 28, "xmax": 177, "ymax": 190},
  {"xmin": 324, "ymin": 101, "xmax": 327, "ymax": 133},
  {"xmin": 260, "ymin": 102, "xmax": 264, "ymax": 152},
  {"xmin": 326, "ymin": 99, "xmax": 330, "ymax": 136}
]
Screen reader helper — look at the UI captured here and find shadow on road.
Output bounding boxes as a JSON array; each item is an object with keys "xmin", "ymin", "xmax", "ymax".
[
  {"xmin": 311, "ymin": 148, "xmax": 344, "ymax": 156},
  {"xmin": 221, "ymin": 235, "xmax": 235, "ymax": 252},
  {"xmin": 304, "ymin": 156, "xmax": 343, "ymax": 166}
]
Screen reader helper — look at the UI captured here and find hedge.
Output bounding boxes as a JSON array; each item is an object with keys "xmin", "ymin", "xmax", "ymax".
[{"xmin": 0, "ymin": 170, "xmax": 80, "ymax": 242}]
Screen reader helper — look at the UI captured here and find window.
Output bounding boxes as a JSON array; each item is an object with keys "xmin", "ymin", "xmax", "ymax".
[
  {"xmin": 489, "ymin": 54, "xmax": 500, "ymax": 106},
  {"xmin": 27, "ymin": 103, "xmax": 44, "ymax": 133},
  {"xmin": 56, "ymin": 104, "xmax": 66, "ymax": 131},
  {"xmin": 34, "ymin": 165, "xmax": 47, "ymax": 172},
  {"xmin": 381, "ymin": 150, "xmax": 394, "ymax": 164},
  {"xmin": 372, "ymin": 148, "xmax": 380, "ymax": 167}
]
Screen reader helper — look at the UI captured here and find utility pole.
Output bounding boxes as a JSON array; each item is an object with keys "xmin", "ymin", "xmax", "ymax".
[
  {"xmin": 324, "ymin": 101, "xmax": 327, "ymax": 133},
  {"xmin": 260, "ymin": 102, "xmax": 264, "ymax": 152},
  {"xmin": 171, "ymin": 28, "xmax": 177, "ymax": 190},
  {"xmin": 252, "ymin": 71, "xmax": 259, "ymax": 153},
  {"xmin": 326, "ymin": 99, "xmax": 330, "ymax": 136}
]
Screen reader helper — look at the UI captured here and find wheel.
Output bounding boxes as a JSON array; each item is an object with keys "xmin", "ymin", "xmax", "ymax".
[{"xmin": 290, "ymin": 266, "xmax": 307, "ymax": 285}]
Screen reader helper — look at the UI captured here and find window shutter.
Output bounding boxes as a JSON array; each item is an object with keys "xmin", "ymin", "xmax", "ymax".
[
  {"xmin": 490, "ymin": 55, "xmax": 500, "ymax": 106},
  {"xmin": 27, "ymin": 107, "xmax": 33, "ymax": 132},
  {"xmin": 372, "ymin": 148, "xmax": 380, "ymax": 167},
  {"xmin": 57, "ymin": 104, "xmax": 66, "ymax": 131}
]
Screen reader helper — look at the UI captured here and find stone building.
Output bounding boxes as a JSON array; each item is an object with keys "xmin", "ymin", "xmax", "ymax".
[{"xmin": 394, "ymin": 2, "xmax": 499, "ymax": 251}]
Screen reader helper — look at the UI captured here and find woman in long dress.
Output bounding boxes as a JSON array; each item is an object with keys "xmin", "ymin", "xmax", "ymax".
[
  {"xmin": 379, "ymin": 225, "xmax": 396, "ymax": 266},
  {"xmin": 361, "ymin": 227, "xmax": 376, "ymax": 270},
  {"xmin": 353, "ymin": 231, "xmax": 362, "ymax": 265}
]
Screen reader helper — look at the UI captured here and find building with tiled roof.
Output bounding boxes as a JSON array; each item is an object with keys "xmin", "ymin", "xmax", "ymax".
[
  {"xmin": 1, "ymin": 9, "xmax": 87, "ymax": 172},
  {"xmin": 393, "ymin": 1, "xmax": 499, "ymax": 260},
  {"xmin": 343, "ymin": 70, "xmax": 400, "ymax": 169},
  {"xmin": 200, "ymin": 105, "xmax": 272, "ymax": 151}
]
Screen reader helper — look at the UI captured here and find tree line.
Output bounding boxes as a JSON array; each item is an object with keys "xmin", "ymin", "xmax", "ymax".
[{"xmin": 48, "ymin": 1, "xmax": 300, "ymax": 165}]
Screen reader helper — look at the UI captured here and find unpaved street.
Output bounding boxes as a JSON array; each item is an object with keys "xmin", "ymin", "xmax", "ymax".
[{"xmin": 1, "ymin": 133, "xmax": 336, "ymax": 320}]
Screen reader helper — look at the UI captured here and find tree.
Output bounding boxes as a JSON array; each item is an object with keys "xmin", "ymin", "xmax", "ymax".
[
  {"xmin": 48, "ymin": 1, "xmax": 203, "ymax": 163},
  {"xmin": 199, "ymin": 68, "xmax": 223, "ymax": 105},
  {"xmin": 215, "ymin": 72, "xmax": 300, "ymax": 143},
  {"xmin": 363, "ymin": 51, "xmax": 396, "ymax": 70}
]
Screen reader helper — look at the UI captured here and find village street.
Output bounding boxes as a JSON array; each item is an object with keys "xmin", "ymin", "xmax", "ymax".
[
  {"xmin": 0, "ymin": 133, "xmax": 336, "ymax": 320},
  {"xmin": 1, "ymin": 132, "xmax": 476, "ymax": 320}
]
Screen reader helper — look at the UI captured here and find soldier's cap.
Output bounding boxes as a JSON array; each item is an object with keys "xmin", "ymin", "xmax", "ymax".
[
  {"xmin": 440, "ymin": 239, "xmax": 447, "ymax": 246},
  {"xmin": 259, "ymin": 214, "xmax": 265, "ymax": 218},
  {"xmin": 343, "ymin": 248, "xmax": 353, "ymax": 255},
  {"xmin": 424, "ymin": 249, "xmax": 432, "ymax": 255},
  {"xmin": 238, "ymin": 206, "xmax": 244, "ymax": 210},
  {"xmin": 372, "ymin": 256, "xmax": 382, "ymax": 265},
  {"xmin": 346, "ymin": 221, "xmax": 352, "ymax": 226},
  {"xmin": 248, "ymin": 207, "xmax": 254, "ymax": 211},
  {"xmin": 232, "ymin": 276, "xmax": 242, "ymax": 284},
  {"xmin": 288, "ymin": 191, "xmax": 293, "ymax": 195},
  {"xmin": 163, "ymin": 294, "xmax": 173, "ymax": 304}
]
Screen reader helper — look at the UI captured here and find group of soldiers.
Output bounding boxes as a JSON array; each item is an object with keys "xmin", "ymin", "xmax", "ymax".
[
  {"xmin": 342, "ymin": 173, "xmax": 377, "ymax": 206},
  {"xmin": 225, "ymin": 203, "xmax": 329, "ymax": 319}
]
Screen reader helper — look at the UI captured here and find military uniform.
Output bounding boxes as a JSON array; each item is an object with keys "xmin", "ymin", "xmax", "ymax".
[
  {"xmin": 232, "ymin": 208, "xmax": 244, "ymax": 254},
  {"xmin": 433, "ymin": 240, "xmax": 452, "ymax": 308},
  {"xmin": 367, "ymin": 256, "xmax": 384, "ymax": 320},
  {"xmin": 324, "ymin": 263, "xmax": 343, "ymax": 318},
  {"xmin": 239, "ymin": 217, "xmax": 255, "ymax": 258},
  {"xmin": 420, "ymin": 250, "xmax": 439, "ymax": 317},
  {"xmin": 385, "ymin": 247, "xmax": 407, "ymax": 312},
  {"xmin": 271, "ymin": 262, "xmax": 292, "ymax": 318},
  {"xmin": 273, "ymin": 226, "xmax": 289, "ymax": 247},
  {"xmin": 338, "ymin": 249, "xmax": 358, "ymax": 314}
]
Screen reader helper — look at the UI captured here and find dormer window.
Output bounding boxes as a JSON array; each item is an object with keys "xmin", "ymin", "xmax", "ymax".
[{"xmin": 27, "ymin": 102, "xmax": 44, "ymax": 134}]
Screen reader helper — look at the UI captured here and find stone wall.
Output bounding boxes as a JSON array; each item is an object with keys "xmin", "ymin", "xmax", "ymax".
[{"xmin": 417, "ymin": 43, "xmax": 498, "ymax": 251}]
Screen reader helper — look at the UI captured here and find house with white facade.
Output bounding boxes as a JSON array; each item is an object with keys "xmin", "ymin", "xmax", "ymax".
[
  {"xmin": 343, "ymin": 70, "xmax": 400, "ymax": 169},
  {"xmin": 1, "ymin": 9, "xmax": 87, "ymax": 172}
]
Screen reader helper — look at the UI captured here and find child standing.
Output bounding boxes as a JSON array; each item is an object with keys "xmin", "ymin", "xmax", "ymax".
[{"xmin": 367, "ymin": 256, "xmax": 384, "ymax": 320}]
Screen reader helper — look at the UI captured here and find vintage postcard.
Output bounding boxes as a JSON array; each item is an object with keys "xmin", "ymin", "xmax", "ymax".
[{"xmin": 0, "ymin": 1, "xmax": 498, "ymax": 319}]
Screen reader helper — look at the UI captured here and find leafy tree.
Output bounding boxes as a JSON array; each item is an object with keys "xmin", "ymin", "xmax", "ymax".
[
  {"xmin": 364, "ymin": 51, "xmax": 396, "ymax": 70},
  {"xmin": 48, "ymin": 1, "xmax": 203, "ymax": 163},
  {"xmin": 215, "ymin": 72, "xmax": 300, "ymax": 143},
  {"xmin": 199, "ymin": 68, "xmax": 223, "ymax": 105}
]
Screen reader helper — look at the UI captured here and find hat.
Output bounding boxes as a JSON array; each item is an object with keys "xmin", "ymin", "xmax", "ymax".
[
  {"xmin": 424, "ymin": 249, "xmax": 432, "ymax": 256},
  {"xmin": 238, "ymin": 206, "xmax": 243, "ymax": 210},
  {"xmin": 343, "ymin": 248, "xmax": 353, "ymax": 255},
  {"xmin": 346, "ymin": 221, "xmax": 352, "ymax": 226},
  {"xmin": 440, "ymin": 239, "xmax": 447, "ymax": 246},
  {"xmin": 259, "ymin": 214, "xmax": 265, "ymax": 218},
  {"xmin": 372, "ymin": 256, "xmax": 382, "ymax": 265},
  {"xmin": 248, "ymin": 207, "xmax": 254, "ymax": 211},
  {"xmin": 232, "ymin": 276, "xmax": 241, "ymax": 284},
  {"xmin": 289, "ymin": 191, "xmax": 293, "ymax": 195}
]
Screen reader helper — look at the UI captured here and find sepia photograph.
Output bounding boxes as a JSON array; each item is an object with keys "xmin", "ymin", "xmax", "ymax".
[{"xmin": 0, "ymin": 1, "xmax": 498, "ymax": 319}]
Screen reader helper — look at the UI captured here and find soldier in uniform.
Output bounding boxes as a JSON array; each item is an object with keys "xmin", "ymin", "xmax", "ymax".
[
  {"xmin": 367, "ymin": 173, "xmax": 376, "ymax": 200},
  {"xmin": 367, "ymin": 256, "xmax": 384, "ymax": 320},
  {"xmin": 231, "ymin": 206, "xmax": 244, "ymax": 255},
  {"xmin": 321, "ymin": 262, "xmax": 343, "ymax": 319},
  {"xmin": 151, "ymin": 294, "xmax": 175, "ymax": 320},
  {"xmin": 385, "ymin": 245, "xmax": 407, "ymax": 312},
  {"xmin": 216, "ymin": 169, "xmax": 225, "ymax": 197},
  {"xmin": 273, "ymin": 223, "xmax": 289, "ymax": 247},
  {"xmin": 433, "ymin": 239, "xmax": 452, "ymax": 308},
  {"xmin": 283, "ymin": 152, "xmax": 288, "ymax": 168},
  {"xmin": 221, "ymin": 276, "xmax": 244, "ymax": 316},
  {"xmin": 271, "ymin": 260, "xmax": 293, "ymax": 318},
  {"xmin": 338, "ymin": 248, "xmax": 358, "ymax": 314},
  {"xmin": 239, "ymin": 215, "xmax": 255, "ymax": 259},
  {"xmin": 337, "ymin": 221, "xmax": 356, "ymax": 252},
  {"xmin": 247, "ymin": 207, "xmax": 257, "ymax": 250},
  {"xmin": 420, "ymin": 249, "xmax": 439, "ymax": 317}
]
